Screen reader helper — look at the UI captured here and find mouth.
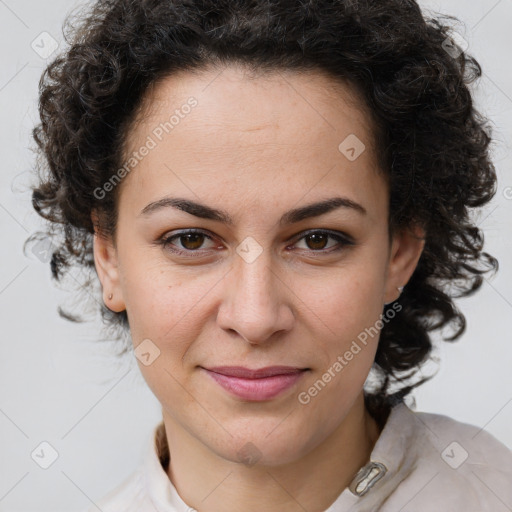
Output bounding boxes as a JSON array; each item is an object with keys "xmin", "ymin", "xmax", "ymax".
[{"xmin": 200, "ymin": 366, "xmax": 310, "ymax": 401}]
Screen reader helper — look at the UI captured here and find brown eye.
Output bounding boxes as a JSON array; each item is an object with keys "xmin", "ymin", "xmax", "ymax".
[
  {"xmin": 160, "ymin": 229, "xmax": 216, "ymax": 255},
  {"xmin": 293, "ymin": 230, "xmax": 352, "ymax": 253},
  {"xmin": 179, "ymin": 232, "xmax": 206, "ymax": 250},
  {"xmin": 304, "ymin": 232, "xmax": 329, "ymax": 250}
]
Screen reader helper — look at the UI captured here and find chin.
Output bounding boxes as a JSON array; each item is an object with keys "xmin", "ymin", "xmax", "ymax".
[{"xmin": 206, "ymin": 421, "xmax": 316, "ymax": 468}]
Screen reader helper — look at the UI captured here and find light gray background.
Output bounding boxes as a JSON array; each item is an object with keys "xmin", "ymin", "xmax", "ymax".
[{"xmin": 0, "ymin": 0, "xmax": 511, "ymax": 510}]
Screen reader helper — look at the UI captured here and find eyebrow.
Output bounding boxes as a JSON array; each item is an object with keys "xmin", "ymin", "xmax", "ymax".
[{"xmin": 139, "ymin": 196, "xmax": 367, "ymax": 225}]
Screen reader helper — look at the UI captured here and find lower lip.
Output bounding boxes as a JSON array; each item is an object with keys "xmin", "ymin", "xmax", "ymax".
[{"xmin": 202, "ymin": 369, "xmax": 306, "ymax": 401}]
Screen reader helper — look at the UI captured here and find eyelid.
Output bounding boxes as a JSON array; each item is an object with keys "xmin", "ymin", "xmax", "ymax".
[{"xmin": 290, "ymin": 228, "xmax": 355, "ymax": 246}]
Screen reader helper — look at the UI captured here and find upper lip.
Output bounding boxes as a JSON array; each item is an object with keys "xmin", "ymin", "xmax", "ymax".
[{"xmin": 204, "ymin": 366, "xmax": 307, "ymax": 379}]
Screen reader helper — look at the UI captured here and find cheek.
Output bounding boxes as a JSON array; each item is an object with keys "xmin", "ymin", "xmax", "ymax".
[
  {"xmin": 304, "ymin": 265, "xmax": 386, "ymax": 347},
  {"xmin": 118, "ymin": 247, "xmax": 187, "ymax": 327},
  {"xmin": 119, "ymin": 255, "xmax": 226, "ymax": 360},
  {"xmin": 315, "ymin": 292, "xmax": 381, "ymax": 391},
  {"xmin": 121, "ymin": 262, "xmax": 211, "ymax": 404},
  {"xmin": 298, "ymin": 265, "xmax": 386, "ymax": 407},
  {"xmin": 296, "ymin": 271, "xmax": 384, "ymax": 418}
]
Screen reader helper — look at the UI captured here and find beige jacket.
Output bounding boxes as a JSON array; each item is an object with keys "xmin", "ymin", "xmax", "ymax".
[{"xmin": 88, "ymin": 402, "xmax": 512, "ymax": 511}]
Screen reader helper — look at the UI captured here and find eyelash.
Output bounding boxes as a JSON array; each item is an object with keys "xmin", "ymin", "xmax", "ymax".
[{"xmin": 157, "ymin": 228, "xmax": 355, "ymax": 257}]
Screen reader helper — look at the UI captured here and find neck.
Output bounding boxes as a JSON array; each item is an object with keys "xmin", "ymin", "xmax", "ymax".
[{"xmin": 162, "ymin": 392, "xmax": 381, "ymax": 512}]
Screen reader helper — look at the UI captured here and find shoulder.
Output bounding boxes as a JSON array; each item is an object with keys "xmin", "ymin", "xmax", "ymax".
[
  {"xmin": 415, "ymin": 407, "xmax": 512, "ymax": 475},
  {"xmin": 390, "ymin": 405, "xmax": 512, "ymax": 511},
  {"xmin": 85, "ymin": 467, "xmax": 157, "ymax": 512},
  {"xmin": 83, "ymin": 421, "xmax": 174, "ymax": 512}
]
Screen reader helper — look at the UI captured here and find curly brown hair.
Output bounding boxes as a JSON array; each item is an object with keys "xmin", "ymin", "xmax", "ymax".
[{"xmin": 26, "ymin": 0, "xmax": 498, "ymax": 420}]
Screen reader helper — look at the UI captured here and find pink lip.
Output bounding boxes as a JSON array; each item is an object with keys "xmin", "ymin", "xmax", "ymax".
[{"xmin": 202, "ymin": 366, "xmax": 308, "ymax": 401}]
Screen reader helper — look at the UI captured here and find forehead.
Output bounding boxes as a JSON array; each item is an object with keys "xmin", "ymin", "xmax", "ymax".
[
  {"xmin": 118, "ymin": 64, "xmax": 387, "ymax": 223},
  {"xmin": 129, "ymin": 64, "xmax": 376, "ymax": 149}
]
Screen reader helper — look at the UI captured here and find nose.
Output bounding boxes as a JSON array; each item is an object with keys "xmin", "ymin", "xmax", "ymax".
[{"xmin": 216, "ymin": 248, "xmax": 295, "ymax": 345}]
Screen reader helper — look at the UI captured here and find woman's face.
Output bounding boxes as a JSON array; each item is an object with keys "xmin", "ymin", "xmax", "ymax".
[{"xmin": 93, "ymin": 64, "xmax": 424, "ymax": 465}]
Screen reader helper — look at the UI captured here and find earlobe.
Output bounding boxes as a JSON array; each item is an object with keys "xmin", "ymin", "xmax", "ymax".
[
  {"xmin": 91, "ymin": 211, "xmax": 126, "ymax": 312},
  {"xmin": 383, "ymin": 223, "xmax": 426, "ymax": 305}
]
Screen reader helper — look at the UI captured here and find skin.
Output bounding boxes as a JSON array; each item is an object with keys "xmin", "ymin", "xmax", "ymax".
[{"xmin": 92, "ymin": 63, "xmax": 425, "ymax": 512}]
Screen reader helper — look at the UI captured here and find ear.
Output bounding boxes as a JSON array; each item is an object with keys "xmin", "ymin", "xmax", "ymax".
[
  {"xmin": 383, "ymin": 222, "xmax": 426, "ymax": 305},
  {"xmin": 91, "ymin": 210, "xmax": 126, "ymax": 312}
]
